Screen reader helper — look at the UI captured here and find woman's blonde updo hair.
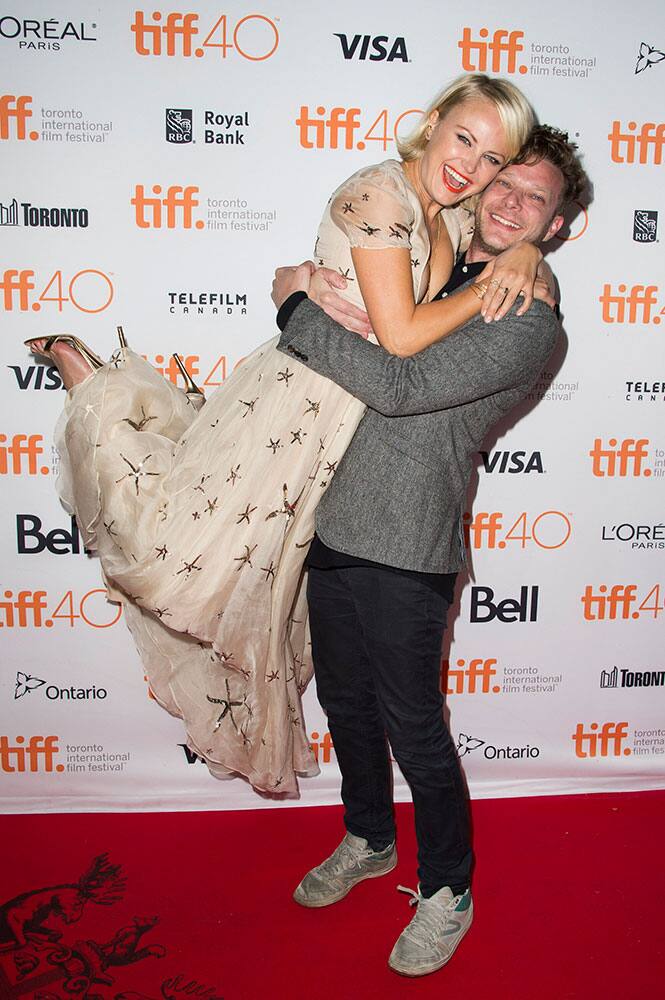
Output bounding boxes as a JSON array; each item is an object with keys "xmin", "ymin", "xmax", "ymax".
[{"xmin": 398, "ymin": 73, "xmax": 536, "ymax": 164}]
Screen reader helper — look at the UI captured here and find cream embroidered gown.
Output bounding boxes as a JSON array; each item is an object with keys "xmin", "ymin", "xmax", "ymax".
[{"xmin": 56, "ymin": 160, "xmax": 467, "ymax": 794}]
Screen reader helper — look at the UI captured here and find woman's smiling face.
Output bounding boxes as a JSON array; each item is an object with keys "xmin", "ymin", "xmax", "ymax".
[{"xmin": 415, "ymin": 97, "xmax": 510, "ymax": 207}]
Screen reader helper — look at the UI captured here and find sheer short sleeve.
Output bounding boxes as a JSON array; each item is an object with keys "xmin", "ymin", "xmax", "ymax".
[
  {"xmin": 441, "ymin": 199, "xmax": 476, "ymax": 258},
  {"xmin": 330, "ymin": 163, "xmax": 416, "ymax": 251}
]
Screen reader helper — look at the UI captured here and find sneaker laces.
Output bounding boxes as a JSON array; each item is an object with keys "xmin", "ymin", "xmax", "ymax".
[
  {"xmin": 322, "ymin": 837, "xmax": 368, "ymax": 876},
  {"xmin": 396, "ymin": 885, "xmax": 458, "ymax": 947}
]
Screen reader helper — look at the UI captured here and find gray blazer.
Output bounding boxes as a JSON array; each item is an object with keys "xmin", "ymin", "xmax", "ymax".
[{"xmin": 277, "ymin": 295, "xmax": 559, "ymax": 574}]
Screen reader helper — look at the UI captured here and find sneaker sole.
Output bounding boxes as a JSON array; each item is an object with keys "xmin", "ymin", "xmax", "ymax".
[
  {"xmin": 388, "ymin": 914, "xmax": 473, "ymax": 977},
  {"xmin": 293, "ymin": 856, "xmax": 398, "ymax": 908}
]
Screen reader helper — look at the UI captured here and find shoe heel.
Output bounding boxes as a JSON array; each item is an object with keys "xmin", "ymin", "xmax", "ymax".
[
  {"xmin": 117, "ymin": 326, "xmax": 128, "ymax": 349},
  {"xmin": 173, "ymin": 353, "xmax": 205, "ymax": 409}
]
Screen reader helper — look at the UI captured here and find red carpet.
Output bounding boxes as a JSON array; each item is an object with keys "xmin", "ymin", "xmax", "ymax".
[{"xmin": 2, "ymin": 792, "xmax": 663, "ymax": 1000}]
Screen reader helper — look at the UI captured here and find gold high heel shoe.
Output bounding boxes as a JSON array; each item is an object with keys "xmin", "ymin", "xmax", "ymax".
[
  {"xmin": 173, "ymin": 352, "xmax": 206, "ymax": 409},
  {"xmin": 24, "ymin": 334, "xmax": 104, "ymax": 370}
]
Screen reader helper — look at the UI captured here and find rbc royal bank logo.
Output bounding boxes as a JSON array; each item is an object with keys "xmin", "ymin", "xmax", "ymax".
[
  {"xmin": 633, "ymin": 210, "xmax": 658, "ymax": 242},
  {"xmin": 166, "ymin": 108, "xmax": 193, "ymax": 143}
]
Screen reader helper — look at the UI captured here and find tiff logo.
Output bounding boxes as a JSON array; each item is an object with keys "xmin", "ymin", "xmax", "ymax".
[
  {"xmin": 608, "ymin": 121, "xmax": 665, "ymax": 164},
  {"xmin": 296, "ymin": 106, "xmax": 361, "ymax": 149},
  {"xmin": 458, "ymin": 28, "xmax": 527, "ymax": 74},
  {"xmin": 633, "ymin": 210, "xmax": 658, "ymax": 242},
  {"xmin": 572, "ymin": 722, "xmax": 630, "ymax": 758},
  {"xmin": 599, "ymin": 283, "xmax": 660, "ymax": 323},
  {"xmin": 0, "ymin": 590, "xmax": 49, "ymax": 628},
  {"xmin": 0, "ymin": 735, "xmax": 64, "ymax": 771},
  {"xmin": 588, "ymin": 438, "xmax": 651, "ymax": 477},
  {"xmin": 0, "ymin": 269, "xmax": 35, "ymax": 310},
  {"xmin": 131, "ymin": 11, "xmax": 198, "ymax": 56},
  {"xmin": 444, "ymin": 657, "xmax": 500, "ymax": 695},
  {"xmin": 580, "ymin": 584, "xmax": 659, "ymax": 621},
  {"xmin": 334, "ymin": 33, "xmax": 408, "ymax": 62},
  {"xmin": 131, "ymin": 185, "xmax": 204, "ymax": 229},
  {"xmin": 0, "ymin": 434, "xmax": 48, "ymax": 475},
  {"xmin": 0, "ymin": 94, "xmax": 39, "ymax": 140}
]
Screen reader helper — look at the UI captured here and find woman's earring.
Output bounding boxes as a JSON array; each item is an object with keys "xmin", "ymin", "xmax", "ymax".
[{"xmin": 426, "ymin": 126, "xmax": 433, "ymax": 141}]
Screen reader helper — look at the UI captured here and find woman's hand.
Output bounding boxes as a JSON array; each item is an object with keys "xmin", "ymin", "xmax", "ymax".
[
  {"xmin": 479, "ymin": 241, "xmax": 543, "ymax": 322},
  {"xmin": 309, "ymin": 268, "xmax": 372, "ymax": 337},
  {"xmin": 271, "ymin": 261, "xmax": 315, "ymax": 309}
]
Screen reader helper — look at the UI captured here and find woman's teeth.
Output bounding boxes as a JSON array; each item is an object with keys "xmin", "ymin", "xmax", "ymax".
[{"xmin": 443, "ymin": 165, "xmax": 470, "ymax": 191}]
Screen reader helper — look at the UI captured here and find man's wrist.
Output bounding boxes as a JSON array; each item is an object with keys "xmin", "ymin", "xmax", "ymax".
[{"xmin": 276, "ymin": 291, "xmax": 308, "ymax": 332}]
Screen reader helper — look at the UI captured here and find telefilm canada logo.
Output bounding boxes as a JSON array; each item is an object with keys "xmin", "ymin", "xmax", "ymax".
[
  {"xmin": 0, "ymin": 196, "xmax": 89, "ymax": 228},
  {"xmin": 633, "ymin": 210, "xmax": 658, "ymax": 242}
]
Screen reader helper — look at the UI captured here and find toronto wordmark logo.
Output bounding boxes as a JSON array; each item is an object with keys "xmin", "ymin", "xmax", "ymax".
[
  {"xmin": 634, "ymin": 41, "xmax": 664, "ymax": 74},
  {"xmin": 633, "ymin": 210, "xmax": 658, "ymax": 242}
]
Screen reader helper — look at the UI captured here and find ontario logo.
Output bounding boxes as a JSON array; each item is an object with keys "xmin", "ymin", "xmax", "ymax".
[
  {"xmin": 634, "ymin": 41, "xmax": 664, "ymax": 75},
  {"xmin": 131, "ymin": 10, "xmax": 279, "ymax": 60},
  {"xmin": 456, "ymin": 733, "xmax": 541, "ymax": 760},
  {"xmin": 14, "ymin": 671, "xmax": 107, "ymax": 701},
  {"xmin": 0, "ymin": 734, "xmax": 64, "ymax": 772}
]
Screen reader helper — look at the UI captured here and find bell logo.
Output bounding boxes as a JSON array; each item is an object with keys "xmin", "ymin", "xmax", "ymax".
[
  {"xmin": 130, "ymin": 11, "xmax": 279, "ymax": 61},
  {"xmin": 470, "ymin": 586, "xmax": 539, "ymax": 623},
  {"xmin": 608, "ymin": 121, "xmax": 665, "ymax": 164},
  {"xmin": 581, "ymin": 584, "xmax": 663, "ymax": 621},
  {"xmin": 0, "ymin": 735, "xmax": 64, "ymax": 772},
  {"xmin": 16, "ymin": 514, "xmax": 84, "ymax": 555},
  {"xmin": 0, "ymin": 434, "xmax": 48, "ymax": 475},
  {"xmin": 309, "ymin": 730, "xmax": 335, "ymax": 764},
  {"xmin": 572, "ymin": 722, "xmax": 631, "ymax": 758},
  {"xmin": 589, "ymin": 438, "xmax": 651, "ymax": 477},
  {"xmin": 131, "ymin": 184, "xmax": 204, "ymax": 229},
  {"xmin": 458, "ymin": 28, "xmax": 527, "ymax": 75},
  {"xmin": 443, "ymin": 658, "xmax": 500, "ymax": 695},
  {"xmin": 599, "ymin": 284, "xmax": 661, "ymax": 324},
  {"xmin": 0, "ymin": 94, "xmax": 39, "ymax": 140},
  {"xmin": 334, "ymin": 34, "xmax": 408, "ymax": 62}
]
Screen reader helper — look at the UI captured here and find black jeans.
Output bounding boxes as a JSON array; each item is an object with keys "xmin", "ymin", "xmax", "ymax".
[{"xmin": 307, "ymin": 563, "xmax": 472, "ymax": 898}]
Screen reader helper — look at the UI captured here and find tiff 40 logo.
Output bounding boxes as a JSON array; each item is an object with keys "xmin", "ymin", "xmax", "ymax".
[
  {"xmin": 297, "ymin": 105, "xmax": 423, "ymax": 151},
  {"xmin": 0, "ymin": 589, "xmax": 122, "ymax": 629},
  {"xmin": 599, "ymin": 284, "xmax": 664, "ymax": 326},
  {"xmin": 581, "ymin": 584, "xmax": 664, "ymax": 621},
  {"xmin": 463, "ymin": 510, "xmax": 571, "ymax": 550},
  {"xmin": 130, "ymin": 10, "xmax": 279, "ymax": 59},
  {"xmin": 0, "ymin": 268, "xmax": 114, "ymax": 313}
]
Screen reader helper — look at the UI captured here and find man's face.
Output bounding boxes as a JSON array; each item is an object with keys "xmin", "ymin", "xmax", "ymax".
[{"xmin": 473, "ymin": 159, "xmax": 565, "ymax": 254}]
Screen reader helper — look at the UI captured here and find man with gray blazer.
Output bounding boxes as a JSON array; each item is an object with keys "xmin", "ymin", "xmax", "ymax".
[{"xmin": 271, "ymin": 127, "xmax": 587, "ymax": 978}]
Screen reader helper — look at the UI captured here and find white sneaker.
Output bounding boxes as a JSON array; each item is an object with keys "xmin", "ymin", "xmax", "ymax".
[
  {"xmin": 293, "ymin": 832, "xmax": 396, "ymax": 908},
  {"xmin": 388, "ymin": 884, "xmax": 473, "ymax": 976}
]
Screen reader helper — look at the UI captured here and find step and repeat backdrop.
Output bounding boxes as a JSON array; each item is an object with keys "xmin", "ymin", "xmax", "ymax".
[{"xmin": 2, "ymin": 0, "xmax": 664, "ymax": 813}]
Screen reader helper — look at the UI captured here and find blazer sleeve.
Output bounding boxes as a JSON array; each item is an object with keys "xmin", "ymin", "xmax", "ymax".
[{"xmin": 277, "ymin": 297, "xmax": 559, "ymax": 417}]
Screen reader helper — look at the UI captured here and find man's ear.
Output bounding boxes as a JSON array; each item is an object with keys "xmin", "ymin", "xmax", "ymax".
[{"xmin": 542, "ymin": 214, "xmax": 564, "ymax": 243}]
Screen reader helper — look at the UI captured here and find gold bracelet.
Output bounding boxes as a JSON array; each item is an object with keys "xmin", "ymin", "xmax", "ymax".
[{"xmin": 469, "ymin": 281, "xmax": 488, "ymax": 301}]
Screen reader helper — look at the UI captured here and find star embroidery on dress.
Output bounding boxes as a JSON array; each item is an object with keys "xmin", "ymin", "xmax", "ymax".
[
  {"xmin": 290, "ymin": 428, "xmax": 306, "ymax": 445},
  {"xmin": 266, "ymin": 482, "xmax": 301, "ymax": 520},
  {"xmin": 218, "ymin": 650, "xmax": 234, "ymax": 665},
  {"xmin": 205, "ymin": 497, "xmax": 219, "ymax": 517},
  {"xmin": 192, "ymin": 510, "xmax": 201, "ymax": 520},
  {"xmin": 274, "ymin": 776, "xmax": 284, "ymax": 788},
  {"xmin": 318, "ymin": 259, "xmax": 325, "ymax": 266},
  {"xmin": 357, "ymin": 221, "xmax": 380, "ymax": 237},
  {"xmin": 84, "ymin": 402, "xmax": 101, "ymax": 419},
  {"xmin": 157, "ymin": 503, "xmax": 168, "ymax": 522},
  {"xmin": 207, "ymin": 678, "xmax": 242, "ymax": 732},
  {"xmin": 243, "ymin": 695, "xmax": 254, "ymax": 719},
  {"xmin": 318, "ymin": 436, "xmax": 327, "ymax": 453},
  {"xmin": 176, "ymin": 554, "xmax": 202, "ymax": 577},
  {"xmin": 393, "ymin": 221, "xmax": 413, "ymax": 239},
  {"xmin": 389, "ymin": 225, "xmax": 404, "ymax": 240},
  {"xmin": 109, "ymin": 350, "xmax": 123, "ymax": 369},
  {"xmin": 192, "ymin": 474, "xmax": 211, "ymax": 493},
  {"xmin": 266, "ymin": 670, "xmax": 279, "ymax": 682},
  {"xmin": 104, "ymin": 520, "xmax": 117, "ymax": 538},
  {"xmin": 361, "ymin": 193, "xmax": 370, "ymax": 201},
  {"xmin": 123, "ymin": 405, "xmax": 158, "ymax": 432},
  {"xmin": 215, "ymin": 609, "xmax": 224, "ymax": 620},
  {"xmin": 155, "ymin": 544, "xmax": 169, "ymax": 561},
  {"xmin": 238, "ymin": 666, "xmax": 251, "ymax": 680},
  {"xmin": 304, "ymin": 399, "xmax": 320, "ymax": 418},
  {"xmin": 227, "ymin": 464, "xmax": 242, "ymax": 485},
  {"xmin": 324, "ymin": 460, "xmax": 338, "ymax": 475},
  {"xmin": 240, "ymin": 720, "xmax": 252, "ymax": 747},
  {"xmin": 411, "ymin": 258, "xmax": 420, "ymax": 268},
  {"xmin": 236, "ymin": 503, "xmax": 257, "ymax": 525},
  {"xmin": 261, "ymin": 561, "xmax": 276, "ymax": 584},
  {"xmin": 342, "ymin": 201, "xmax": 355, "ymax": 214},
  {"xmin": 234, "ymin": 544, "xmax": 257, "ymax": 570},
  {"xmin": 266, "ymin": 438, "xmax": 282, "ymax": 454},
  {"xmin": 115, "ymin": 453, "xmax": 160, "ymax": 496},
  {"xmin": 210, "ymin": 418, "xmax": 220, "ymax": 428},
  {"xmin": 152, "ymin": 607, "xmax": 172, "ymax": 619},
  {"xmin": 277, "ymin": 368, "xmax": 294, "ymax": 386},
  {"xmin": 338, "ymin": 267, "xmax": 355, "ymax": 282},
  {"xmin": 240, "ymin": 397, "xmax": 258, "ymax": 417}
]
